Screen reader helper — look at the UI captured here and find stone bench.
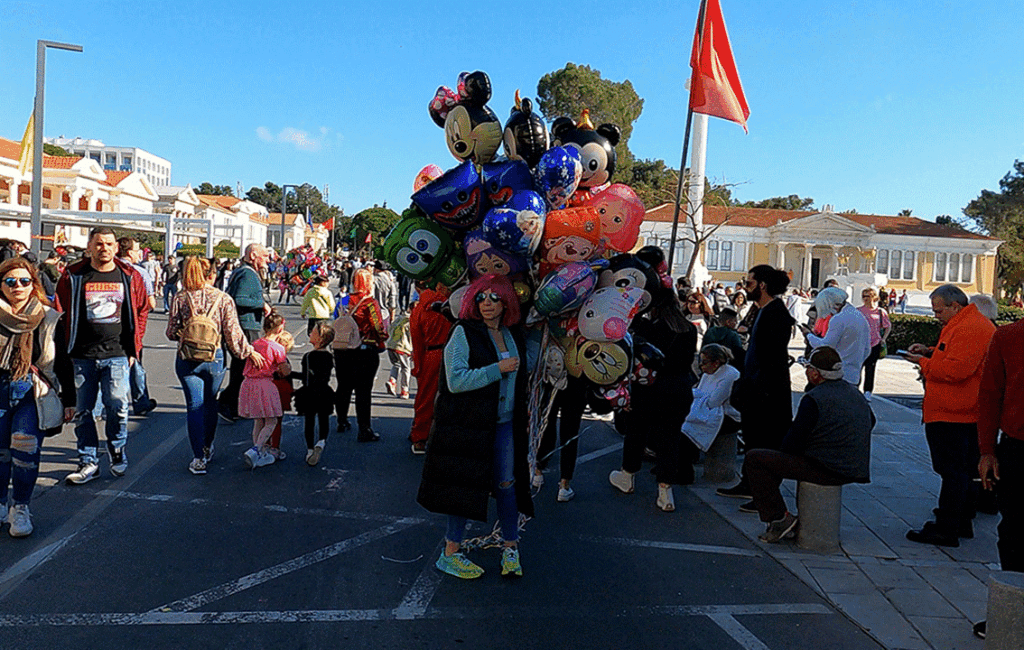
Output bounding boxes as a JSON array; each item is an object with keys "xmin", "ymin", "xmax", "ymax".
[
  {"xmin": 985, "ymin": 571, "xmax": 1024, "ymax": 650},
  {"xmin": 796, "ymin": 482, "xmax": 842, "ymax": 553},
  {"xmin": 701, "ymin": 430, "xmax": 737, "ymax": 483}
]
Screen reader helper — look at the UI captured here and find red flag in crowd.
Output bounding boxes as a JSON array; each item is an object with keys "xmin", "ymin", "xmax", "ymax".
[
  {"xmin": 689, "ymin": 0, "xmax": 750, "ymax": 132},
  {"xmin": 364, "ymin": 232, "xmax": 372, "ymax": 244},
  {"xmin": 324, "ymin": 217, "xmax": 334, "ymax": 231}
]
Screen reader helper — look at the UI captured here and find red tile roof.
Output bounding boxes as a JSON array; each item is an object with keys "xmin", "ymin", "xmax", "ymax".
[
  {"xmin": 267, "ymin": 212, "xmax": 302, "ymax": 226},
  {"xmin": 643, "ymin": 204, "xmax": 996, "ymax": 241},
  {"xmin": 0, "ymin": 136, "xmax": 88, "ymax": 170},
  {"xmin": 101, "ymin": 170, "xmax": 133, "ymax": 187},
  {"xmin": 197, "ymin": 194, "xmax": 242, "ymax": 210}
]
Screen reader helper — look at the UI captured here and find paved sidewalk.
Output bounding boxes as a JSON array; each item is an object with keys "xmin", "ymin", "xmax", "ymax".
[{"xmin": 690, "ymin": 339, "xmax": 995, "ymax": 650}]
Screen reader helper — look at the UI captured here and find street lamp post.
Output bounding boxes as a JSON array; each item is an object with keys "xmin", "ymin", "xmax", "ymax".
[
  {"xmin": 279, "ymin": 184, "xmax": 298, "ymax": 253},
  {"xmin": 30, "ymin": 39, "xmax": 83, "ymax": 257}
]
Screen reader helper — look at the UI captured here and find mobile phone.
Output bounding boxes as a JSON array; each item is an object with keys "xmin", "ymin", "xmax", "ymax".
[{"xmin": 896, "ymin": 349, "xmax": 911, "ymax": 356}]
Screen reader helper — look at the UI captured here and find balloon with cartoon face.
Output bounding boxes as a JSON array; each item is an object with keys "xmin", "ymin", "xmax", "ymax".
[
  {"xmin": 581, "ymin": 183, "xmax": 644, "ymax": 253},
  {"xmin": 532, "ymin": 261, "xmax": 598, "ymax": 318},
  {"xmin": 411, "ymin": 161, "xmax": 486, "ymax": 232},
  {"xmin": 538, "ymin": 206, "xmax": 603, "ymax": 279},
  {"xmin": 381, "ymin": 207, "xmax": 466, "ymax": 288},
  {"xmin": 429, "ymin": 71, "xmax": 502, "ymax": 165},
  {"xmin": 565, "ymin": 335, "xmax": 632, "ymax": 386},
  {"xmin": 577, "ymin": 286, "xmax": 645, "ymax": 342},
  {"xmin": 597, "ymin": 254, "xmax": 661, "ymax": 314},
  {"xmin": 481, "ymin": 159, "xmax": 534, "ymax": 207},
  {"xmin": 463, "ymin": 228, "xmax": 528, "ymax": 279},
  {"xmin": 482, "ymin": 205, "xmax": 545, "ymax": 257},
  {"xmin": 551, "ymin": 109, "xmax": 622, "ymax": 189},
  {"xmin": 503, "ymin": 91, "xmax": 549, "ymax": 168},
  {"xmin": 533, "ymin": 146, "xmax": 582, "ymax": 210}
]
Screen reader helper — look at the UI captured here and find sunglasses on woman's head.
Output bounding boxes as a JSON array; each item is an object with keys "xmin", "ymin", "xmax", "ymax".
[
  {"xmin": 475, "ymin": 291, "xmax": 502, "ymax": 304},
  {"xmin": 3, "ymin": 277, "xmax": 32, "ymax": 288}
]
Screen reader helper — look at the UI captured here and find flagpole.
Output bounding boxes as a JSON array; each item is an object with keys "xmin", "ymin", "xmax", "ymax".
[{"xmin": 667, "ymin": 0, "xmax": 709, "ymax": 276}]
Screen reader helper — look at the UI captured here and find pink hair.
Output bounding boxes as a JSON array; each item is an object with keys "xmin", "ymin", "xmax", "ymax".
[{"xmin": 459, "ymin": 274, "xmax": 520, "ymax": 326}]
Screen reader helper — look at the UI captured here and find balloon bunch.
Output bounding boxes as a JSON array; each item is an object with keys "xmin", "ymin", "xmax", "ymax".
[
  {"xmin": 380, "ymin": 69, "xmax": 654, "ymax": 412},
  {"xmin": 280, "ymin": 243, "xmax": 325, "ymax": 295}
]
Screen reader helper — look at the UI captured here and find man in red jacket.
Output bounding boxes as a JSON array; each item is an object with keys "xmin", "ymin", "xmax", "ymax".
[
  {"xmin": 970, "ymin": 317, "xmax": 1024, "ymax": 639},
  {"xmin": 55, "ymin": 227, "xmax": 151, "ymax": 485},
  {"xmin": 408, "ymin": 283, "xmax": 452, "ymax": 455}
]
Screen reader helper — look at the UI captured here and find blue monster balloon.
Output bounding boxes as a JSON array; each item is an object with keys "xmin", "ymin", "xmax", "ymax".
[
  {"xmin": 481, "ymin": 159, "xmax": 534, "ymax": 207},
  {"xmin": 411, "ymin": 160, "xmax": 486, "ymax": 232},
  {"xmin": 482, "ymin": 204, "xmax": 546, "ymax": 257},
  {"xmin": 533, "ymin": 146, "xmax": 582, "ymax": 210}
]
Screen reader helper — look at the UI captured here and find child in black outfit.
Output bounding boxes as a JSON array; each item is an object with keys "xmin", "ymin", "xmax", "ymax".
[{"xmin": 296, "ymin": 321, "xmax": 336, "ymax": 466}]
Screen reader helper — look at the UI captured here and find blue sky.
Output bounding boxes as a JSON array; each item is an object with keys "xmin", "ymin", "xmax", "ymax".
[{"xmin": 2, "ymin": 0, "xmax": 1022, "ymax": 223}]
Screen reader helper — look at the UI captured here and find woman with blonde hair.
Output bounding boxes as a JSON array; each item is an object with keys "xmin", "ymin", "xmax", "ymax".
[{"xmin": 166, "ymin": 256, "xmax": 265, "ymax": 475}]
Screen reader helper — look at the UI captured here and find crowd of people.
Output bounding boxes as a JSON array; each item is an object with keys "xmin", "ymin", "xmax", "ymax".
[{"xmin": 0, "ymin": 229, "xmax": 1019, "ymax": 641}]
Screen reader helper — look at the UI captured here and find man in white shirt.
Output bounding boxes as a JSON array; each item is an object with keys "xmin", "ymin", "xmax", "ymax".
[{"xmin": 802, "ymin": 287, "xmax": 871, "ymax": 387}]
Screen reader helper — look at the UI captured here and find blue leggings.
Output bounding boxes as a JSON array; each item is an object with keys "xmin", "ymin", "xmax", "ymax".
[
  {"xmin": 446, "ymin": 422, "xmax": 519, "ymax": 544},
  {"xmin": 0, "ymin": 376, "xmax": 43, "ymax": 506}
]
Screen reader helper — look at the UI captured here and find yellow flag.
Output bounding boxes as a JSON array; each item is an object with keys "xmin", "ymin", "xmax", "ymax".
[{"xmin": 17, "ymin": 113, "xmax": 34, "ymax": 176}]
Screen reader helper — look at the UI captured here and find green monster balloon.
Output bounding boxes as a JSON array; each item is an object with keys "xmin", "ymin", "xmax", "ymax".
[{"xmin": 381, "ymin": 207, "xmax": 466, "ymax": 288}]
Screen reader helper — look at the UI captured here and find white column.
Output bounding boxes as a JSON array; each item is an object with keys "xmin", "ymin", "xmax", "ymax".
[
  {"xmin": 803, "ymin": 245, "xmax": 813, "ymax": 288},
  {"xmin": 685, "ymin": 113, "xmax": 711, "ymax": 284},
  {"xmin": 775, "ymin": 242, "xmax": 785, "ymax": 267}
]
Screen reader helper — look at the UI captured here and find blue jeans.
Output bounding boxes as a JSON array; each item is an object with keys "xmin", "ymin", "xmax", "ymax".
[
  {"xmin": 175, "ymin": 350, "xmax": 226, "ymax": 459},
  {"xmin": 163, "ymin": 283, "xmax": 177, "ymax": 312},
  {"xmin": 0, "ymin": 375, "xmax": 43, "ymax": 505},
  {"xmin": 446, "ymin": 421, "xmax": 519, "ymax": 544},
  {"xmin": 73, "ymin": 357, "xmax": 130, "ymax": 464}
]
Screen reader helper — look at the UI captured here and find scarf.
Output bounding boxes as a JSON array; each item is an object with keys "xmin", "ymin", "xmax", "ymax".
[{"xmin": 0, "ymin": 297, "xmax": 45, "ymax": 380}]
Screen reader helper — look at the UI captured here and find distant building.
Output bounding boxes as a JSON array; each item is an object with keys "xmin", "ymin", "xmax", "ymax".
[
  {"xmin": 641, "ymin": 203, "xmax": 1002, "ymax": 295},
  {"xmin": 45, "ymin": 136, "xmax": 171, "ymax": 187}
]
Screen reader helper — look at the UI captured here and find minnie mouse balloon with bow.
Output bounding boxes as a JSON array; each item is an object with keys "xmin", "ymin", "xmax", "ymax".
[{"xmin": 429, "ymin": 71, "xmax": 502, "ymax": 165}]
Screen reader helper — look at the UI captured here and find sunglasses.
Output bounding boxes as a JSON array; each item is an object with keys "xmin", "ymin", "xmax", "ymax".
[
  {"xmin": 475, "ymin": 291, "xmax": 502, "ymax": 304},
  {"xmin": 3, "ymin": 277, "xmax": 32, "ymax": 288}
]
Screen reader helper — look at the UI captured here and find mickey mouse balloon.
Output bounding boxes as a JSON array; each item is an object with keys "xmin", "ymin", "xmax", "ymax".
[{"xmin": 429, "ymin": 71, "xmax": 502, "ymax": 165}]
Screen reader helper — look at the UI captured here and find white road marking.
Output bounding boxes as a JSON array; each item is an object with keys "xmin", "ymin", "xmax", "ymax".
[
  {"xmin": 0, "ymin": 423, "xmax": 186, "ymax": 600},
  {"xmin": 392, "ymin": 557, "xmax": 443, "ymax": 620},
  {"xmin": 150, "ymin": 518, "xmax": 422, "ymax": 613},
  {"xmin": 576, "ymin": 442, "xmax": 623, "ymax": 465},
  {"xmin": 708, "ymin": 613, "xmax": 772, "ymax": 650},
  {"xmin": 0, "ymin": 602, "xmax": 832, "ymax": 627},
  {"xmin": 583, "ymin": 535, "xmax": 762, "ymax": 558},
  {"xmin": 94, "ymin": 488, "xmax": 419, "ymax": 524}
]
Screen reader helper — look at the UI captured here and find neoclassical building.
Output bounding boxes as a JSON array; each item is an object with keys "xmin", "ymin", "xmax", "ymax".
[{"xmin": 641, "ymin": 204, "xmax": 1001, "ymax": 295}]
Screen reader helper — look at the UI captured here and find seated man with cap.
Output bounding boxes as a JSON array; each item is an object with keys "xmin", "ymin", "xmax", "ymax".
[{"xmin": 743, "ymin": 346, "xmax": 875, "ymax": 542}]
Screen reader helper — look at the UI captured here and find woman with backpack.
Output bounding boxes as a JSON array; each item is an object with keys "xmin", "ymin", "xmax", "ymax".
[{"xmin": 166, "ymin": 257, "xmax": 266, "ymax": 475}]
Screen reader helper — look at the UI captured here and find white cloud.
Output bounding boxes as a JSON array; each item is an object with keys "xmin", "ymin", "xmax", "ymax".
[{"xmin": 255, "ymin": 126, "xmax": 331, "ymax": 152}]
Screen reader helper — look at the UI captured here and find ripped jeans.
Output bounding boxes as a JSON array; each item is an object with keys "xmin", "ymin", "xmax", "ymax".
[
  {"xmin": 0, "ymin": 375, "xmax": 43, "ymax": 506},
  {"xmin": 446, "ymin": 421, "xmax": 520, "ymax": 544}
]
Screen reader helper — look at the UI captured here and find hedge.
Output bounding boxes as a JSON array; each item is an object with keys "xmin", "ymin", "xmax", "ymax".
[{"xmin": 888, "ymin": 315, "xmax": 941, "ymax": 352}]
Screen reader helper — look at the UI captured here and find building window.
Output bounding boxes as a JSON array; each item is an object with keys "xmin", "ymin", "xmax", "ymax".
[
  {"xmin": 721, "ymin": 242, "xmax": 733, "ymax": 270},
  {"xmin": 890, "ymin": 251, "xmax": 901, "ymax": 278},
  {"xmin": 706, "ymin": 241, "xmax": 719, "ymax": 269},
  {"xmin": 903, "ymin": 251, "xmax": 915, "ymax": 280},
  {"xmin": 949, "ymin": 253, "xmax": 960, "ymax": 283},
  {"xmin": 934, "ymin": 252, "xmax": 947, "ymax": 282},
  {"xmin": 962, "ymin": 254, "xmax": 973, "ymax": 283},
  {"xmin": 877, "ymin": 249, "xmax": 888, "ymax": 274}
]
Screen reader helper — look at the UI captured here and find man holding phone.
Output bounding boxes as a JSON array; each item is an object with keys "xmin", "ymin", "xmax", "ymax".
[{"xmin": 903, "ymin": 285, "xmax": 995, "ymax": 547}]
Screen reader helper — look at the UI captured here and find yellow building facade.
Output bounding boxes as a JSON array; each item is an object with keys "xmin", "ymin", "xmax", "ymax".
[{"xmin": 640, "ymin": 204, "xmax": 1001, "ymax": 295}]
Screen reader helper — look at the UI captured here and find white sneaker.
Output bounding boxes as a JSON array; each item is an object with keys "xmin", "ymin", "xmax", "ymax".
[
  {"xmin": 307, "ymin": 440, "xmax": 324, "ymax": 466},
  {"xmin": 66, "ymin": 461, "xmax": 99, "ymax": 485},
  {"xmin": 188, "ymin": 458, "xmax": 207, "ymax": 475},
  {"xmin": 243, "ymin": 446, "xmax": 260, "ymax": 468},
  {"xmin": 609, "ymin": 469, "xmax": 635, "ymax": 494},
  {"xmin": 253, "ymin": 449, "xmax": 276, "ymax": 468},
  {"xmin": 110, "ymin": 449, "xmax": 128, "ymax": 477},
  {"xmin": 531, "ymin": 472, "xmax": 544, "ymax": 489},
  {"xmin": 557, "ymin": 486, "xmax": 575, "ymax": 502},
  {"xmin": 8, "ymin": 504, "xmax": 32, "ymax": 537},
  {"xmin": 657, "ymin": 485, "xmax": 676, "ymax": 512}
]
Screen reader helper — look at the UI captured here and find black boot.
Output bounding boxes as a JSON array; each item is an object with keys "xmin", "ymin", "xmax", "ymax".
[{"xmin": 358, "ymin": 428, "xmax": 380, "ymax": 443}]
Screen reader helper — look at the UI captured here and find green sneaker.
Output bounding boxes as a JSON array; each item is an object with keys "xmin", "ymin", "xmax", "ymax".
[
  {"xmin": 500, "ymin": 547, "xmax": 523, "ymax": 577},
  {"xmin": 435, "ymin": 551, "xmax": 484, "ymax": 579}
]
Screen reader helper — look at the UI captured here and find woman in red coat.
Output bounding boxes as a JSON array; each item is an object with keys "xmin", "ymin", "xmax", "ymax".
[{"xmin": 408, "ymin": 283, "xmax": 452, "ymax": 454}]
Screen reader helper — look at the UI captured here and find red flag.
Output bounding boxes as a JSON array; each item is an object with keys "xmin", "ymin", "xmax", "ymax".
[
  {"xmin": 364, "ymin": 232, "xmax": 372, "ymax": 244},
  {"xmin": 324, "ymin": 217, "xmax": 335, "ymax": 231},
  {"xmin": 689, "ymin": 0, "xmax": 750, "ymax": 132}
]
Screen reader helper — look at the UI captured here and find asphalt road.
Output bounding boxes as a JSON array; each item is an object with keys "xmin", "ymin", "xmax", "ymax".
[{"xmin": 0, "ymin": 298, "xmax": 883, "ymax": 650}]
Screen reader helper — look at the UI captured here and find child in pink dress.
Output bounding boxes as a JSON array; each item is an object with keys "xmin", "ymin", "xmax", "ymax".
[{"xmin": 240, "ymin": 311, "xmax": 289, "ymax": 468}]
